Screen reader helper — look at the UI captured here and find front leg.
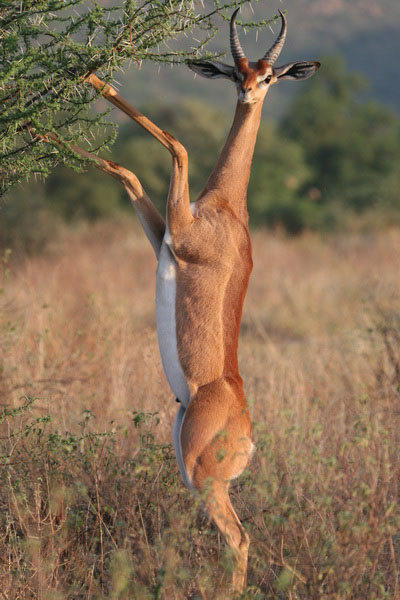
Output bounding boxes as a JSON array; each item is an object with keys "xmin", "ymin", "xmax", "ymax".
[
  {"xmin": 166, "ymin": 138, "xmax": 193, "ymax": 240},
  {"xmin": 96, "ymin": 158, "xmax": 166, "ymax": 258},
  {"xmin": 87, "ymin": 75, "xmax": 193, "ymax": 245},
  {"xmin": 34, "ymin": 131, "xmax": 165, "ymax": 258}
]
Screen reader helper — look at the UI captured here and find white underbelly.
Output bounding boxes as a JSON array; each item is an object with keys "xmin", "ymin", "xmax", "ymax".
[{"xmin": 156, "ymin": 238, "xmax": 191, "ymax": 407}]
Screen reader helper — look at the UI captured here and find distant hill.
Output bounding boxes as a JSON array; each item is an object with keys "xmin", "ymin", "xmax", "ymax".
[
  {"xmin": 115, "ymin": 0, "xmax": 400, "ymax": 119},
  {"xmin": 285, "ymin": 0, "xmax": 400, "ymax": 111}
]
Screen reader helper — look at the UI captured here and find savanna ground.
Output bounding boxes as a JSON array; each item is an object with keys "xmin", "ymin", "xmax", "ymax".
[{"xmin": 0, "ymin": 220, "xmax": 399, "ymax": 599}]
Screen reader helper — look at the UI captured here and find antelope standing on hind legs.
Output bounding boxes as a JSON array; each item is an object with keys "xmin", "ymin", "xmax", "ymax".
[{"xmin": 58, "ymin": 9, "xmax": 319, "ymax": 594}]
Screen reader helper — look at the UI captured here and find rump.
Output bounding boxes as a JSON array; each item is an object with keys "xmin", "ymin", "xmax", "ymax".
[{"xmin": 179, "ymin": 377, "xmax": 252, "ymax": 490}]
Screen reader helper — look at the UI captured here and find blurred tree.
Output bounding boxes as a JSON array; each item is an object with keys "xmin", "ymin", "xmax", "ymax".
[
  {"xmin": 45, "ymin": 164, "xmax": 123, "ymax": 222},
  {"xmin": 247, "ymin": 124, "xmax": 314, "ymax": 234},
  {"xmin": 282, "ymin": 56, "xmax": 400, "ymax": 223},
  {"xmin": 0, "ymin": 180, "xmax": 63, "ymax": 253}
]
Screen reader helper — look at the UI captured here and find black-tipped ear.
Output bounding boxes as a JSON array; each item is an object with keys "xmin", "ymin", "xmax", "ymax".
[
  {"xmin": 274, "ymin": 61, "xmax": 321, "ymax": 82},
  {"xmin": 187, "ymin": 60, "xmax": 236, "ymax": 81}
]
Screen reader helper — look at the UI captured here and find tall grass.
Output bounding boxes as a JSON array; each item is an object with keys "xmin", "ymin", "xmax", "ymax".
[{"xmin": 0, "ymin": 221, "xmax": 399, "ymax": 598}]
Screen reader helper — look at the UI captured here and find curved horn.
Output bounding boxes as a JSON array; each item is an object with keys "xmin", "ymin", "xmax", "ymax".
[
  {"xmin": 230, "ymin": 8, "xmax": 246, "ymax": 65},
  {"xmin": 263, "ymin": 10, "xmax": 287, "ymax": 65}
]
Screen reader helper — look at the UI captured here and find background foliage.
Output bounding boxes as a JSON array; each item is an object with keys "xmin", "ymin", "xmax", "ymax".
[{"xmin": 2, "ymin": 55, "xmax": 400, "ymax": 249}]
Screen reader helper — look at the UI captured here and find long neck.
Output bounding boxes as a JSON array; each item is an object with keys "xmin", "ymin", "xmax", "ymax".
[{"xmin": 202, "ymin": 100, "xmax": 263, "ymax": 218}]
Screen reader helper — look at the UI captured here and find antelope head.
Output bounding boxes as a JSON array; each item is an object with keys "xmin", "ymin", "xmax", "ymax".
[{"xmin": 189, "ymin": 9, "xmax": 320, "ymax": 104}]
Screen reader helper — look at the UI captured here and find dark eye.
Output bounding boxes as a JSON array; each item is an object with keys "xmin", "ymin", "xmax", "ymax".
[{"xmin": 265, "ymin": 74, "xmax": 272, "ymax": 84}]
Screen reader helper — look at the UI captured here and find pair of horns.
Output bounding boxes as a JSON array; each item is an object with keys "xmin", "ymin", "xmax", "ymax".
[{"xmin": 230, "ymin": 7, "xmax": 287, "ymax": 65}]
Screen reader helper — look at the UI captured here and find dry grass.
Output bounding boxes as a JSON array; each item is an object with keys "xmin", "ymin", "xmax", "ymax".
[{"xmin": 0, "ymin": 220, "xmax": 399, "ymax": 599}]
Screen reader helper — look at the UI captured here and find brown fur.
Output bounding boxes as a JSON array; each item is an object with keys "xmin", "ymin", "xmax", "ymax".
[
  {"xmin": 236, "ymin": 58, "xmax": 271, "ymax": 95},
  {"xmin": 168, "ymin": 102, "xmax": 262, "ymax": 593},
  {"xmin": 46, "ymin": 19, "xmax": 319, "ymax": 591},
  {"xmin": 81, "ymin": 75, "xmax": 263, "ymax": 595},
  {"xmin": 181, "ymin": 377, "xmax": 252, "ymax": 592}
]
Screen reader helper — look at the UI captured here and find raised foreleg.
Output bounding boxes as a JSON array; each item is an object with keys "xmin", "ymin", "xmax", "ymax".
[
  {"xmin": 87, "ymin": 75, "xmax": 194, "ymax": 240},
  {"xmin": 94, "ymin": 157, "xmax": 165, "ymax": 257},
  {"xmin": 33, "ymin": 131, "xmax": 165, "ymax": 257}
]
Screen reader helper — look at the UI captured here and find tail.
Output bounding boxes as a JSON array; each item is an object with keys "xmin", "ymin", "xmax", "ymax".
[{"xmin": 173, "ymin": 403, "xmax": 194, "ymax": 490}]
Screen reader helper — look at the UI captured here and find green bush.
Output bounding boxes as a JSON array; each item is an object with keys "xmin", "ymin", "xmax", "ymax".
[
  {"xmin": 0, "ymin": 182, "xmax": 62, "ymax": 254},
  {"xmin": 282, "ymin": 57, "xmax": 400, "ymax": 224}
]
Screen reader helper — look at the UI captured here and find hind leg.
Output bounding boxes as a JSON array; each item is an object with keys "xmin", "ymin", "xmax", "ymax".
[
  {"xmin": 195, "ymin": 471, "xmax": 250, "ymax": 594},
  {"xmin": 180, "ymin": 378, "xmax": 252, "ymax": 594}
]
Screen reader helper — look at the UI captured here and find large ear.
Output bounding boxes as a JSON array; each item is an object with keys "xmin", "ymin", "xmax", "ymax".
[
  {"xmin": 274, "ymin": 61, "xmax": 320, "ymax": 82},
  {"xmin": 187, "ymin": 60, "xmax": 236, "ymax": 81}
]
